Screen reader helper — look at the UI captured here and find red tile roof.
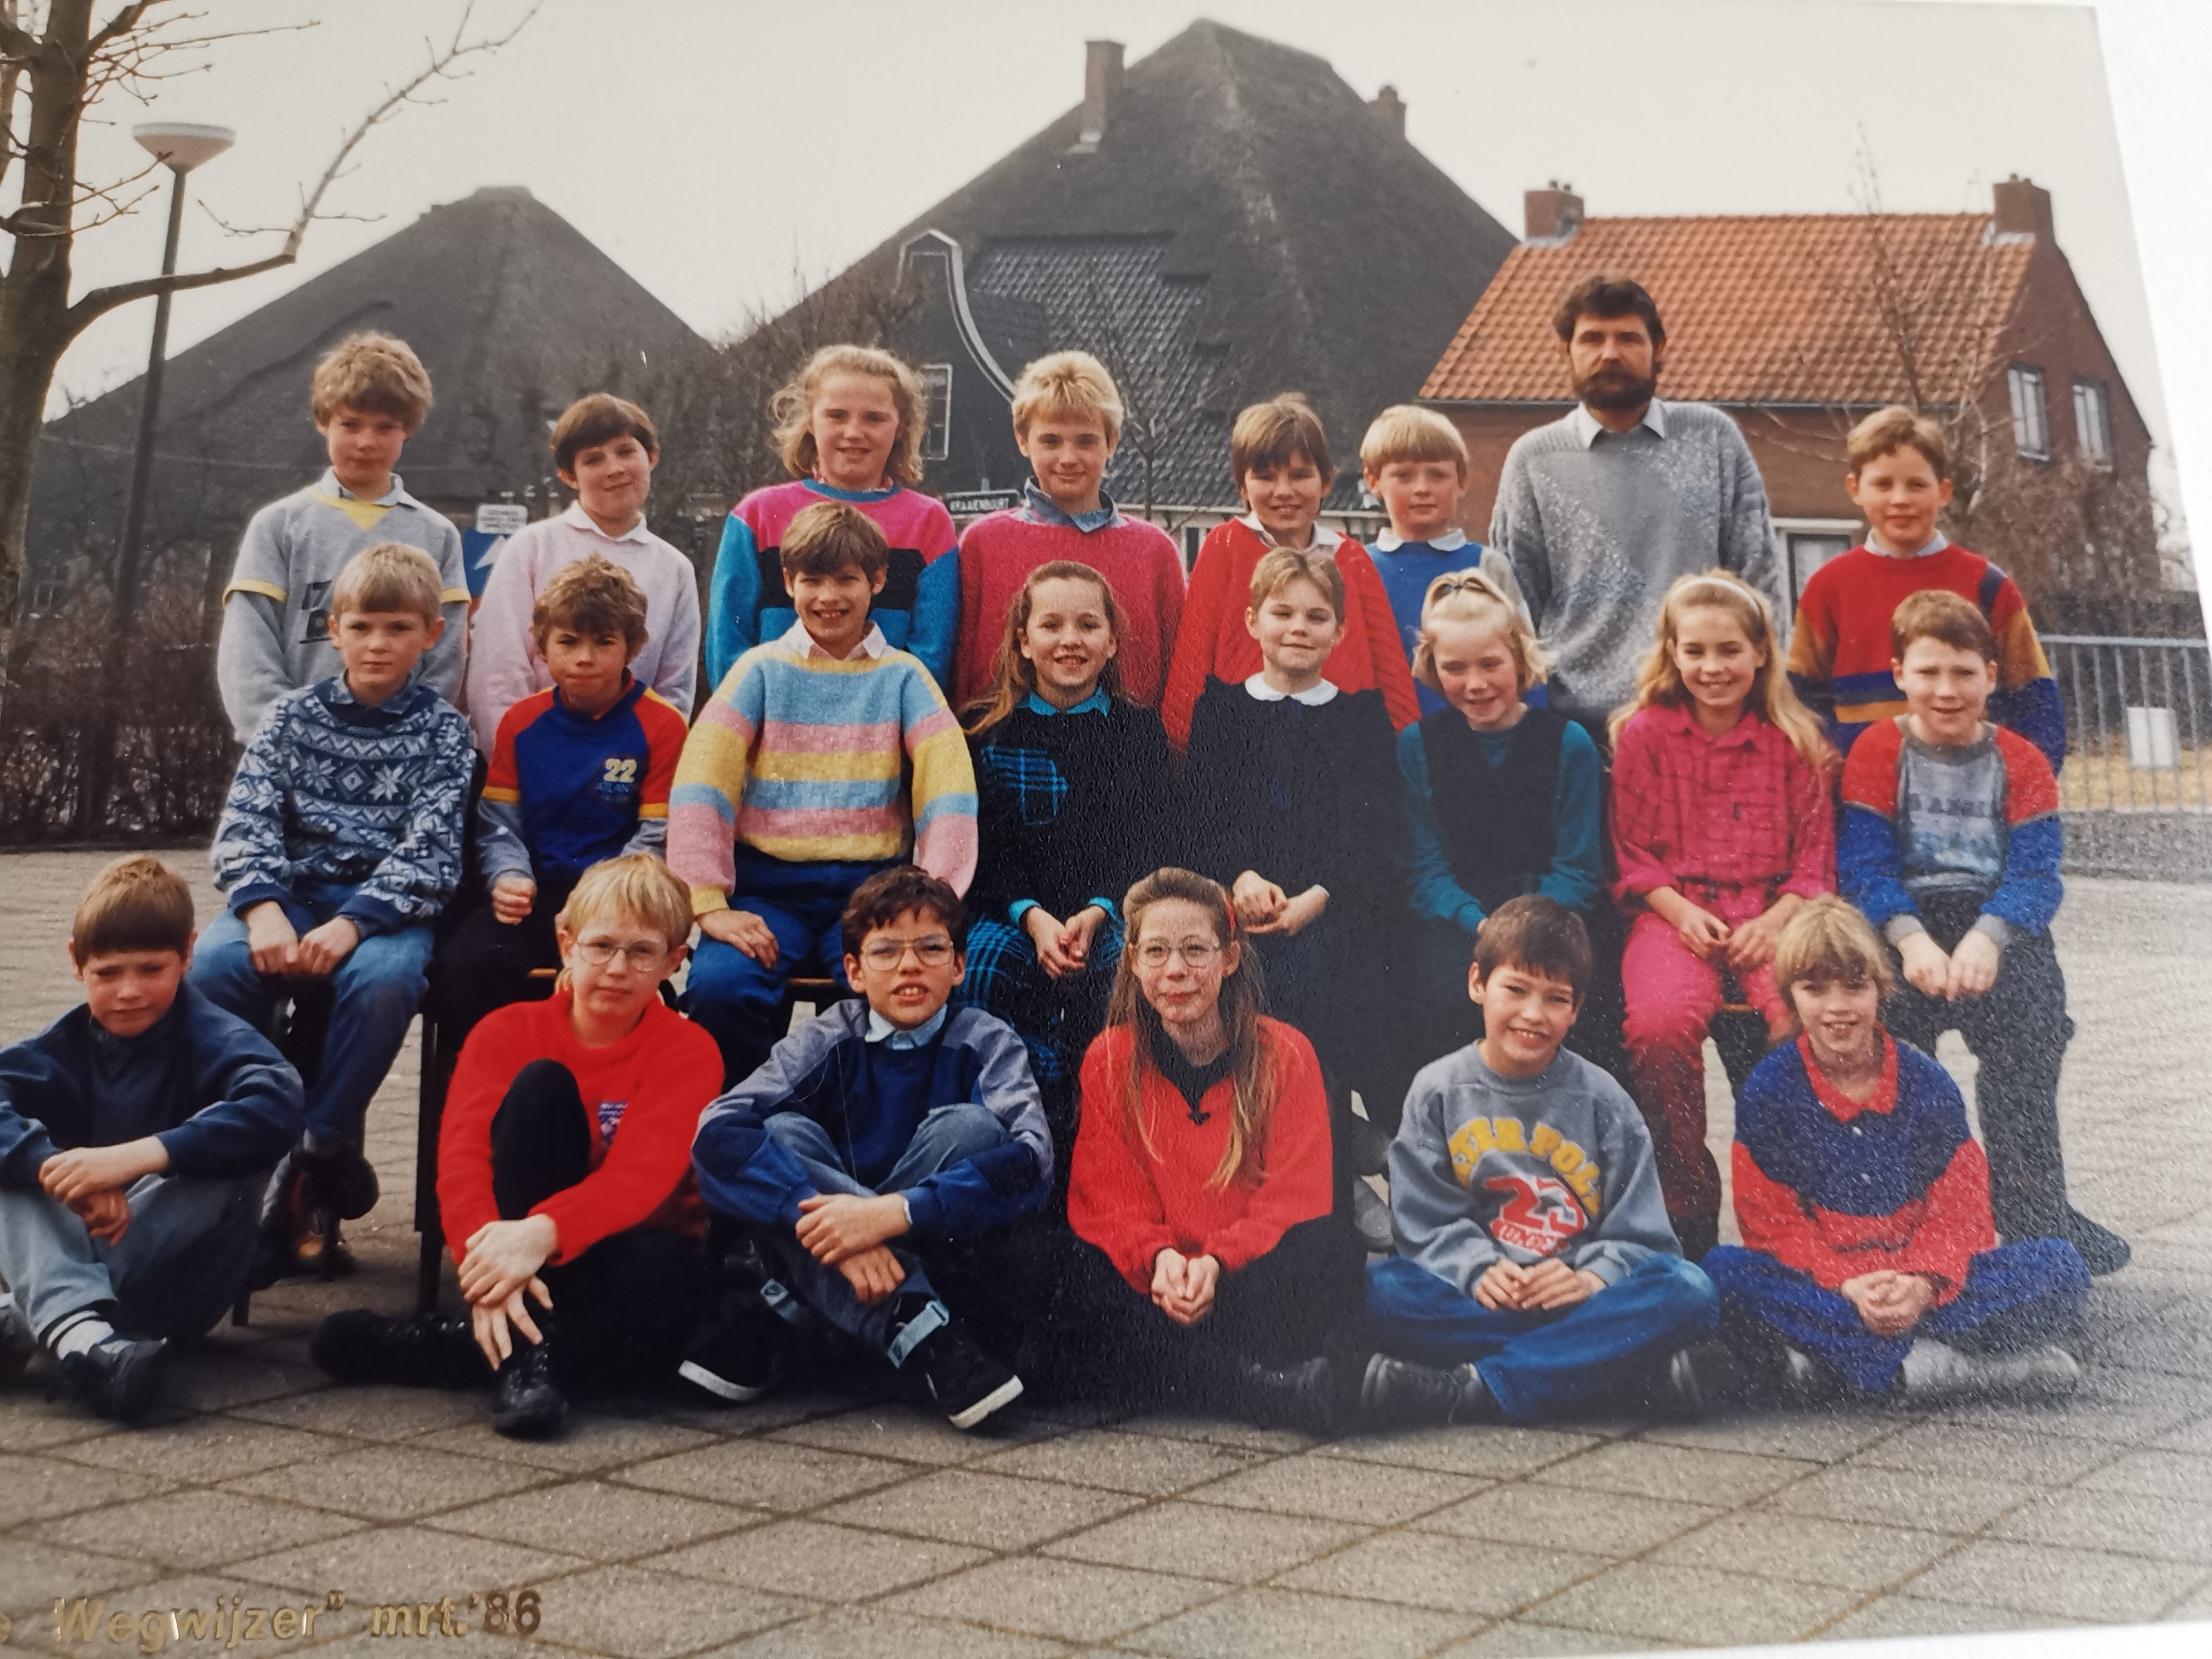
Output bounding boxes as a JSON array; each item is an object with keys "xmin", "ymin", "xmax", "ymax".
[{"xmin": 1420, "ymin": 213, "xmax": 2033, "ymax": 407}]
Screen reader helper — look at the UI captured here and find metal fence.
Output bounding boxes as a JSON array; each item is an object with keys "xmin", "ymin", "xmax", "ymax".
[{"xmin": 2045, "ymin": 633, "xmax": 2212, "ymax": 879}]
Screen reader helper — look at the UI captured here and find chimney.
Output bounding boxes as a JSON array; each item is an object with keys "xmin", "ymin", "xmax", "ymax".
[
  {"xmin": 1371, "ymin": 85, "xmax": 1406, "ymax": 137},
  {"xmin": 1078, "ymin": 40, "xmax": 1124, "ymax": 148},
  {"xmin": 1524, "ymin": 182, "xmax": 1583, "ymax": 242},
  {"xmin": 1992, "ymin": 173, "xmax": 2054, "ymax": 241}
]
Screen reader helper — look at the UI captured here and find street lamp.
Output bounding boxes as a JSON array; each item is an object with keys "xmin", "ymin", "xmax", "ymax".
[{"xmin": 113, "ymin": 120, "xmax": 234, "ymax": 627}]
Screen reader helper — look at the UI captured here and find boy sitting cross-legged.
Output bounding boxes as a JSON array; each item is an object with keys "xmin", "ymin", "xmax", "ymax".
[
  {"xmin": 1840, "ymin": 590, "xmax": 2127, "ymax": 1273},
  {"xmin": 671, "ymin": 502, "xmax": 979, "ymax": 1086},
  {"xmin": 687, "ymin": 867, "xmax": 1051, "ymax": 1430},
  {"xmin": 430, "ymin": 556, "xmax": 688, "ymax": 1047},
  {"xmin": 0, "ymin": 858, "xmax": 303, "ymax": 1422},
  {"xmin": 1703, "ymin": 898, "xmax": 2089, "ymax": 1404},
  {"xmin": 1360, "ymin": 896, "xmax": 1719, "ymax": 1427},
  {"xmin": 193, "ymin": 542, "xmax": 473, "ymax": 1278}
]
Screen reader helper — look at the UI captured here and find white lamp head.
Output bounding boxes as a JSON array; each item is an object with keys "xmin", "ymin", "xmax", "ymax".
[{"xmin": 133, "ymin": 122, "xmax": 235, "ymax": 173}]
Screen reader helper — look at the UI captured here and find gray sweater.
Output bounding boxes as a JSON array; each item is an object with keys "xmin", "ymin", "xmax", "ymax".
[
  {"xmin": 1489, "ymin": 401, "xmax": 1782, "ymax": 721},
  {"xmin": 1389, "ymin": 1042, "xmax": 1679, "ymax": 1292},
  {"xmin": 217, "ymin": 470, "xmax": 469, "ymax": 741}
]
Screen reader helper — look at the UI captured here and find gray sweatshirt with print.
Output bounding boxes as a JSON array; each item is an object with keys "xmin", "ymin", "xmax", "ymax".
[{"xmin": 1389, "ymin": 1043, "xmax": 1680, "ymax": 1294}]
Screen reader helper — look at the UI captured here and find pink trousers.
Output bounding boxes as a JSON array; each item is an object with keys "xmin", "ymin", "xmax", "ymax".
[{"xmin": 1619, "ymin": 889, "xmax": 1791, "ymax": 1226}]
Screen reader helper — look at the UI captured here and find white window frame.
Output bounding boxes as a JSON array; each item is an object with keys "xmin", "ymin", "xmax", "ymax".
[
  {"xmin": 1772, "ymin": 518, "xmax": 1861, "ymax": 601},
  {"xmin": 2009, "ymin": 364, "xmax": 2051, "ymax": 460},
  {"xmin": 2072, "ymin": 377, "xmax": 2113, "ymax": 468},
  {"xmin": 919, "ymin": 364, "xmax": 952, "ymax": 464}
]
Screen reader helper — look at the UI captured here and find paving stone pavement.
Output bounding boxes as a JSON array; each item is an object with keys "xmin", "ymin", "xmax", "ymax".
[{"xmin": 3, "ymin": 850, "xmax": 2210, "ymax": 1657}]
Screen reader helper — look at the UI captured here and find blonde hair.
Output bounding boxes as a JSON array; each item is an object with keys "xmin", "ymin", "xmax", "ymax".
[
  {"xmin": 770, "ymin": 345, "xmax": 928, "ymax": 488},
  {"xmin": 1359, "ymin": 404, "xmax": 1468, "ymax": 476},
  {"xmin": 1011, "ymin": 350, "xmax": 1124, "ymax": 445},
  {"xmin": 964, "ymin": 561, "xmax": 1126, "ymax": 736},
  {"xmin": 331, "ymin": 542, "xmax": 444, "ymax": 623},
  {"xmin": 1105, "ymin": 869, "xmax": 1275, "ymax": 1191},
  {"xmin": 72, "ymin": 855, "xmax": 193, "ymax": 962},
  {"xmin": 1847, "ymin": 404, "xmax": 1951, "ymax": 481},
  {"xmin": 1610, "ymin": 570, "xmax": 1833, "ymax": 772},
  {"xmin": 556, "ymin": 856, "xmax": 693, "ymax": 956},
  {"xmin": 311, "ymin": 332, "xmax": 433, "ymax": 433},
  {"xmin": 1774, "ymin": 896, "xmax": 1895, "ymax": 1001},
  {"xmin": 1414, "ymin": 569, "xmax": 1550, "ymax": 693},
  {"xmin": 1248, "ymin": 546, "xmax": 1344, "ymax": 622}
]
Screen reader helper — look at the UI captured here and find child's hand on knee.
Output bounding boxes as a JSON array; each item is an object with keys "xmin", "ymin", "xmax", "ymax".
[
  {"xmin": 1049, "ymin": 905, "xmax": 1108, "ymax": 977},
  {"xmin": 1947, "ymin": 930, "xmax": 2002, "ymax": 1000},
  {"xmin": 1024, "ymin": 906, "xmax": 1079, "ymax": 977},
  {"xmin": 459, "ymin": 1215, "xmax": 559, "ymax": 1306},
  {"xmin": 1674, "ymin": 906, "xmax": 1730, "ymax": 959},
  {"xmin": 701, "ymin": 908, "xmax": 779, "ymax": 965},
  {"xmin": 795, "ymin": 1192, "xmax": 909, "ymax": 1263},
  {"xmin": 1517, "ymin": 1258, "xmax": 1604, "ymax": 1310},
  {"xmin": 836, "ymin": 1244, "xmax": 905, "ymax": 1306},
  {"xmin": 292, "ymin": 918, "xmax": 361, "ymax": 978},
  {"xmin": 244, "ymin": 901, "xmax": 299, "ymax": 977},
  {"xmin": 71, "ymin": 1188, "xmax": 132, "ymax": 1244},
  {"xmin": 1474, "ymin": 1259, "xmax": 1528, "ymax": 1311},
  {"xmin": 40, "ymin": 1138, "xmax": 165, "ymax": 1204},
  {"xmin": 1897, "ymin": 933, "xmax": 1951, "ymax": 998},
  {"xmin": 490, "ymin": 876, "xmax": 536, "ymax": 926}
]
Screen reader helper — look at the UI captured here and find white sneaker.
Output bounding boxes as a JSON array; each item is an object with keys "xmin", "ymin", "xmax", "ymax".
[{"xmin": 1899, "ymin": 1338, "xmax": 2081, "ymax": 1403}]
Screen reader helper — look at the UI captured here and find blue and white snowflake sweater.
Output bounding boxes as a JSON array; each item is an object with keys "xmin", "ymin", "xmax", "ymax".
[{"xmin": 211, "ymin": 677, "xmax": 473, "ymax": 935}]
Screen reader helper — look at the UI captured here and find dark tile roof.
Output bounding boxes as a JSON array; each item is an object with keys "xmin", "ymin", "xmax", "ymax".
[
  {"xmin": 1423, "ymin": 212, "xmax": 2034, "ymax": 407},
  {"xmin": 787, "ymin": 19, "xmax": 1518, "ymax": 510}
]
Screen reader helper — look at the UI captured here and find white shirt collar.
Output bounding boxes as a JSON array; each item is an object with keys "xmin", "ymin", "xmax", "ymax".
[
  {"xmin": 1869, "ymin": 528, "xmax": 1949, "ymax": 559},
  {"xmin": 318, "ymin": 468, "xmax": 408, "ymax": 506},
  {"xmin": 1243, "ymin": 672, "xmax": 1339, "ymax": 707},
  {"xmin": 1235, "ymin": 511, "xmax": 1342, "ymax": 553},
  {"xmin": 866, "ymin": 1005, "xmax": 949, "ymax": 1048},
  {"xmin": 1372, "ymin": 527, "xmax": 1469, "ymax": 554},
  {"xmin": 559, "ymin": 499, "xmax": 654, "ymax": 545},
  {"xmin": 1570, "ymin": 399, "xmax": 1668, "ymax": 448},
  {"xmin": 777, "ymin": 619, "xmax": 889, "ymax": 661}
]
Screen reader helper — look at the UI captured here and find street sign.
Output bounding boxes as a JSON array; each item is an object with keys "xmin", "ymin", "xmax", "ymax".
[
  {"xmin": 943, "ymin": 488, "xmax": 1022, "ymax": 517},
  {"xmin": 476, "ymin": 503, "xmax": 529, "ymax": 535}
]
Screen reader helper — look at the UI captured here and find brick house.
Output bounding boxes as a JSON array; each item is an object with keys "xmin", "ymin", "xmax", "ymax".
[{"xmin": 1419, "ymin": 178, "xmax": 2165, "ymax": 621}]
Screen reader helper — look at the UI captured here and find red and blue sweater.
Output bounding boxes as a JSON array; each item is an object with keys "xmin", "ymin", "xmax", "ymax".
[
  {"xmin": 1733, "ymin": 1032, "xmax": 1995, "ymax": 1301},
  {"xmin": 1786, "ymin": 541, "xmax": 2065, "ymax": 773},
  {"xmin": 706, "ymin": 479, "xmax": 959, "ymax": 691}
]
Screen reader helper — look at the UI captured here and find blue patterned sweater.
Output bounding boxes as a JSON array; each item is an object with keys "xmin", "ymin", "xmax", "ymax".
[{"xmin": 211, "ymin": 677, "xmax": 473, "ymax": 935}]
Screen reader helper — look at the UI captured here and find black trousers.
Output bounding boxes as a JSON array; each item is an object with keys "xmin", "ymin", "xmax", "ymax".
[
  {"xmin": 430, "ymin": 876, "xmax": 578, "ymax": 1051},
  {"xmin": 952, "ymin": 1214, "xmax": 1367, "ymax": 1412},
  {"xmin": 1884, "ymin": 894, "xmax": 2077, "ymax": 1239},
  {"xmin": 491, "ymin": 1059, "xmax": 705, "ymax": 1386}
]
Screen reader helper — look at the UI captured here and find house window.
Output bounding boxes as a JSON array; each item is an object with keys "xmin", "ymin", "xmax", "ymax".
[
  {"xmin": 1774, "ymin": 522, "xmax": 1857, "ymax": 600},
  {"xmin": 2073, "ymin": 378, "xmax": 2112, "ymax": 468},
  {"xmin": 2008, "ymin": 365, "xmax": 2050, "ymax": 460},
  {"xmin": 28, "ymin": 574, "xmax": 66, "ymax": 616},
  {"xmin": 920, "ymin": 365, "xmax": 952, "ymax": 463}
]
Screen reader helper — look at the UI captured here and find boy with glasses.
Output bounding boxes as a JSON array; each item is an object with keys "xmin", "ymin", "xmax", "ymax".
[{"xmin": 687, "ymin": 868, "xmax": 1050, "ymax": 1429}]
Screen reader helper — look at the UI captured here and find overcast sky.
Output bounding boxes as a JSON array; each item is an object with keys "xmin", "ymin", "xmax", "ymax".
[{"xmin": 41, "ymin": 0, "xmax": 2212, "ymax": 576}]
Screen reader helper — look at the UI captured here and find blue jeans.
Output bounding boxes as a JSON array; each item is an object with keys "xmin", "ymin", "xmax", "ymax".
[
  {"xmin": 1366, "ymin": 1253, "xmax": 1719, "ymax": 1420},
  {"xmin": 0, "ymin": 1172, "xmax": 263, "ymax": 1342},
  {"xmin": 683, "ymin": 853, "xmax": 885, "ymax": 1084},
  {"xmin": 756, "ymin": 1103, "xmax": 1011, "ymax": 1364},
  {"xmin": 190, "ymin": 884, "xmax": 431, "ymax": 1148},
  {"xmin": 1703, "ymin": 1239, "xmax": 2089, "ymax": 1393}
]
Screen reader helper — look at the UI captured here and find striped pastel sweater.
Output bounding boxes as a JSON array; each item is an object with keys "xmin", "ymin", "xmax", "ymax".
[{"xmin": 668, "ymin": 642, "xmax": 978, "ymax": 913}]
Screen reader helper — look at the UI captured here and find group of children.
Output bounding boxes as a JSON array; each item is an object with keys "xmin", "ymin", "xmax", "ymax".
[{"xmin": 0, "ymin": 328, "xmax": 2119, "ymax": 1440}]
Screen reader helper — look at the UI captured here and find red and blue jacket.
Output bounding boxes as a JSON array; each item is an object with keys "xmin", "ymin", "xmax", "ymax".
[
  {"xmin": 1732, "ymin": 1032, "xmax": 1995, "ymax": 1302},
  {"xmin": 479, "ymin": 675, "xmax": 687, "ymax": 890}
]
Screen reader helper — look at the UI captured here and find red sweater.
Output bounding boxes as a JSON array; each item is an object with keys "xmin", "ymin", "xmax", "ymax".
[
  {"xmin": 1161, "ymin": 519, "xmax": 1422, "ymax": 749},
  {"xmin": 1069, "ymin": 1018, "xmax": 1334, "ymax": 1290},
  {"xmin": 437, "ymin": 992, "xmax": 724, "ymax": 1262},
  {"xmin": 954, "ymin": 506, "xmax": 1186, "ymax": 709}
]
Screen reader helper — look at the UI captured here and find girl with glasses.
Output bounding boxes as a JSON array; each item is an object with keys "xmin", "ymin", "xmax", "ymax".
[{"xmin": 309, "ymin": 855, "xmax": 721, "ymax": 1441}]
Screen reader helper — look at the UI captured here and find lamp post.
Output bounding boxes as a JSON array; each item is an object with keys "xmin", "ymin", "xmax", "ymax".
[{"xmin": 112, "ymin": 121, "xmax": 234, "ymax": 628}]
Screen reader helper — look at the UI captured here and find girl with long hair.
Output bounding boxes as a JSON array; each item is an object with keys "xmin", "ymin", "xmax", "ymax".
[
  {"xmin": 958, "ymin": 562, "xmax": 1170, "ymax": 1107},
  {"xmin": 1609, "ymin": 570, "xmax": 1836, "ymax": 1259}
]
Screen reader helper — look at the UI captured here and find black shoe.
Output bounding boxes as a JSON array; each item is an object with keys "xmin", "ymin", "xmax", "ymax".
[
  {"xmin": 310, "ymin": 1310, "xmax": 485, "ymax": 1390},
  {"xmin": 1350, "ymin": 1180, "xmax": 1395, "ymax": 1255},
  {"xmin": 489, "ymin": 1339, "xmax": 567, "ymax": 1440},
  {"xmin": 296, "ymin": 1138, "xmax": 380, "ymax": 1221},
  {"xmin": 1359, "ymin": 1352, "xmax": 1499, "ymax": 1430},
  {"xmin": 57, "ymin": 1334, "xmax": 168, "ymax": 1423},
  {"xmin": 1232, "ymin": 1354, "xmax": 1341, "ymax": 1436},
  {"xmin": 1344, "ymin": 1114, "xmax": 1392, "ymax": 1178},
  {"xmin": 677, "ymin": 1298, "xmax": 788, "ymax": 1405},
  {"xmin": 1672, "ymin": 1215, "xmax": 1720, "ymax": 1263},
  {"xmin": 2054, "ymin": 1209, "xmax": 2131, "ymax": 1277},
  {"xmin": 1654, "ymin": 1339, "xmax": 1747, "ymax": 1419},
  {"xmin": 905, "ymin": 1320, "xmax": 1022, "ymax": 1431},
  {"xmin": 0, "ymin": 1300, "xmax": 34, "ymax": 1384}
]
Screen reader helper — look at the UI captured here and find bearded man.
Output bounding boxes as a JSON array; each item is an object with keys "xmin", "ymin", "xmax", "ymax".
[{"xmin": 1488, "ymin": 275, "xmax": 1784, "ymax": 735}]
